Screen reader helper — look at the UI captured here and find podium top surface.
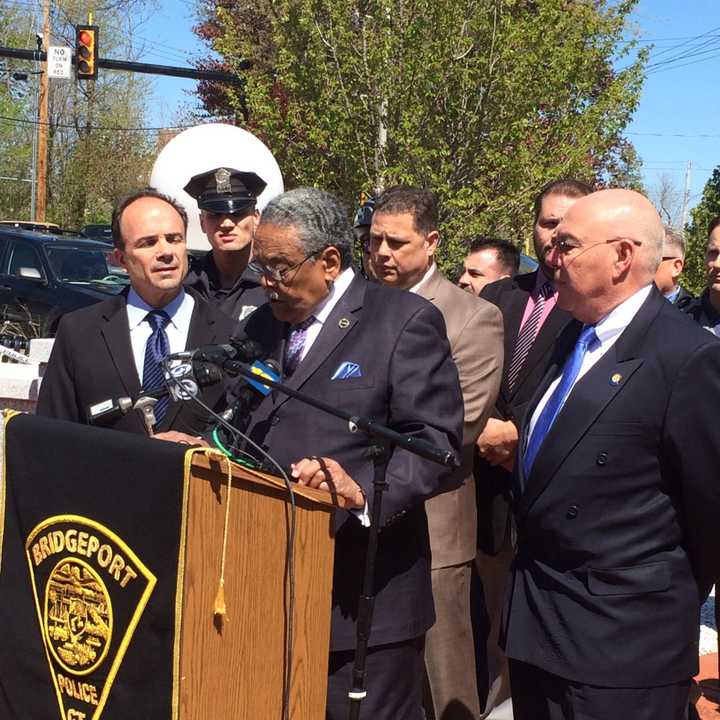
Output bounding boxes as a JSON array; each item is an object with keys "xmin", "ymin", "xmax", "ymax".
[{"xmin": 190, "ymin": 453, "xmax": 351, "ymax": 510}]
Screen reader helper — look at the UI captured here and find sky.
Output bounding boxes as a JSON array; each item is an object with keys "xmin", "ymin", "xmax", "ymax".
[{"xmin": 136, "ymin": 0, "xmax": 719, "ymax": 216}]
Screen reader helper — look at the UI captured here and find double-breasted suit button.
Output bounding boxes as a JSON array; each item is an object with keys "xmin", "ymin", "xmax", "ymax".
[
  {"xmin": 596, "ymin": 451, "xmax": 608, "ymax": 466},
  {"xmin": 566, "ymin": 505, "xmax": 579, "ymax": 519},
  {"xmin": 271, "ymin": 415, "xmax": 281, "ymax": 426}
]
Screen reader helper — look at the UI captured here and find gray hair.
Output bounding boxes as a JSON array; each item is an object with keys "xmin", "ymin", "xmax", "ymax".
[{"xmin": 259, "ymin": 188, "xmax": 355, "ymax": 269}]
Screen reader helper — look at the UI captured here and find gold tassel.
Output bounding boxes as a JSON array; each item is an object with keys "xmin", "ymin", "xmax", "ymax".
[
  {"xmin": 213, "ymin": 453, "xmax": 233, "ymax": 620},
  {"xmin": 213, "ymin": 579, "xmax": 226, "ymax": 616}
]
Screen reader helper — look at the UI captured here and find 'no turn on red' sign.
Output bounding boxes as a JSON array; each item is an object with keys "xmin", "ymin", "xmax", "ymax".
[{"xmin": 47, "ymin": 46, "xmax": 71, "ymax": 79}]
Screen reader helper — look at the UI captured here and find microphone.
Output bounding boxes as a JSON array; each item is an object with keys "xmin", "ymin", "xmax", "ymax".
[
  {"xmin": 87, "ymin": 360, "xmax": 223, "ymax": 425},
  {"xmin": 220, "ymin": 358, "xmax": 281, "ymax": 437},
  {"xmin": 166, "ymin": 339, "xmax": 264, "ymax": 365}
]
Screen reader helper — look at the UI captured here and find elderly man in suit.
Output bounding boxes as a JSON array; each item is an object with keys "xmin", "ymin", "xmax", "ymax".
[
  {"xmin": 37, "ymin": 188, "xmax": 236, "ymax": 436},
  {"xmin": 474, "ymin": 179, "xmax": 590, "ymax": 717},
  {"xmin": 504, "ymin": 188, "xmax": 720, "ymax": 720},
  {"xmin": 231, "ymin": 187, "xmax": 464, "ymax": 720},
  {"xmin": 370, "ymin": 185, "xmax": 503, "ymax": 720}
]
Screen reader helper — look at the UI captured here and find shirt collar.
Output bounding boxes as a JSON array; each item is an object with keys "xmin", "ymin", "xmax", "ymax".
[
  {"xmin": 126, "ymin": 287, "xmax": 190, "ymax": 330},
  {"xmin": 593, "ymin": 284, "xmax": 653, "ymax": 346},
  {"xmin": 409, "ymin": 262, "xmax": 436, "ymax": 294},
  {"xmin": 311, "ymin": 267, "xmax": 356, "ymax": 325}
]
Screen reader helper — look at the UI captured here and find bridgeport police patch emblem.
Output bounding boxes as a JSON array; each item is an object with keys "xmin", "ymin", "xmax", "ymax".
[{"xmin": 25, "ymin": 515, "xmax": 156, "ymax": 720}]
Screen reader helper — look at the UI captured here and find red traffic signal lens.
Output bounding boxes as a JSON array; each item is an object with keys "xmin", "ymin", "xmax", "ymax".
[{"xmin": 79, "ymin": 30, "xmax": 93, "ymax": 46}]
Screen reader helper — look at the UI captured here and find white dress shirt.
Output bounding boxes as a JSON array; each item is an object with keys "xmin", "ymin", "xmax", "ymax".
[
  {"xmin": 126, "ymin": 288, "xmax": 195, "ymax": 385},
  {"xmin": 297, "ymin": 266, "xmax": 355, "ymax": 362},
  {"xmin": 527, "ymin": 284, "xmax": 653, "ymax": 440},
  {"xmin": 409, "ymin": 262, "xmax": 436, "ymax": 295}
]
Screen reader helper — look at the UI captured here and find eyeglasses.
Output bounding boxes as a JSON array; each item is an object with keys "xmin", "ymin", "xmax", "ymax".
[
  {"xmin": 548, "ymin": 236, "xmax": 642, "ymax": 256},
  {"xmin": 248, "ymin": 251, "xmax": 320, "ymax": 284}
]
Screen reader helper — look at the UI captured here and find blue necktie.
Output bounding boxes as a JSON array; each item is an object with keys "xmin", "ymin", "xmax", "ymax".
[
  {"xmin": 142, "ymin": 310, "xmax": 171, "ymax": 423},
  {"xmin": 523, "ymin": 325, "xmax": 599, "ymax": 478}
]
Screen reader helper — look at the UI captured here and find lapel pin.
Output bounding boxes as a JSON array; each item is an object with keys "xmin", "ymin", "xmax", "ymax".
[
  {"xmin": 610, "ymin": 373, "xmax": 623, "ymax": 386},
  {"xmin": 338, "ymin": 317, "xmax": 350, "ymax": 329}
]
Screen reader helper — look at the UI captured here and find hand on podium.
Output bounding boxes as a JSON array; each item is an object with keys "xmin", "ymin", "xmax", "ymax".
[
  {"xmin": 291, "ymin": 456, "xmax": 365, "ymax": 508},
  {"xmin": 153, "ymin": 431, "xmax": 210, "ymax": 447}
]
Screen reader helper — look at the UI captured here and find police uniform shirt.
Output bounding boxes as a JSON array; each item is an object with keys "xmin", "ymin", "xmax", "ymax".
[{"xmin": 184, "ymin": 251, "xmax": 266, "ymax": 323}]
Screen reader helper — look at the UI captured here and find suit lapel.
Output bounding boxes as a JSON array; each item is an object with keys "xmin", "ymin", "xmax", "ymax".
[
  {"xmin": 100, "ymin": 292, "xmax": 141, "ymax": 398},
  {"xmin": 414, "ymin": 266, "xmax": 442, "ymax": 303},
  {"xmin": 275, "ymin": 275, "xmax": 366, "ymax": 410},
  {"xmin": 518, "ymin": 287, "xmax": 666, "ymax": 516}
]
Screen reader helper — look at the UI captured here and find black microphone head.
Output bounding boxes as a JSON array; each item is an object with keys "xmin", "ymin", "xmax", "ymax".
[
  {"xmin": 264, "ymin": 358, "xmax": 281, "ymax": 374},
  {"xmin": 230, "ymin": 338, "xmax": 265, "ymax": 363},
  {"xmin": 193, "ymin": 361, "xmax": 225, "ymax": 387},
  {"xmin": 193, "ymin": 344, "xmax": 236, "ymax": 363}
]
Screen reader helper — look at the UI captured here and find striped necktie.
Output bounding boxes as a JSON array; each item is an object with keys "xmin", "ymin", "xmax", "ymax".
[
  {"xmin": 142, "ymin": 310, "xmax": 171, "ymax": 423},
  {"xmin": 506, "ymin": 281, "xmax": 553, "ymax": 392},
  {"xmin": 522, "ymin": 325, "xmax": 599, "ymax": 477}
]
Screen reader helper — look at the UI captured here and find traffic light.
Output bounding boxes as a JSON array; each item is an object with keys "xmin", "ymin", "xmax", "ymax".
[{"xmin": 75, "ymin": 25, "xmax": 98, "ymax": 80}]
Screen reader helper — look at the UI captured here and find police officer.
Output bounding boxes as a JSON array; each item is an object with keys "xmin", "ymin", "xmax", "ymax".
[{"xmin": 184, "ymin": 167, "xmax": 268, "ymax": 322}]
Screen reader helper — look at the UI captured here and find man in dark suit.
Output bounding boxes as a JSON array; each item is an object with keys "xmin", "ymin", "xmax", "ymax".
[
  {"xmin": 474, "ymin": 179, "xmax": 590, "ymax": 716},
  {"xmin": 504, "ymin": 188, "xmax": 720, "ymax": 720},
  {"xmin": 230, "ymin": 187, "xmax": 463, "ymax": 720},
  {"xmin": 37, "ymin": 188, "xmax": 236, "ymax": 436}
]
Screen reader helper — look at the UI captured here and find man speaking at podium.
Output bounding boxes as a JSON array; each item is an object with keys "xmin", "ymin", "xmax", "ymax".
[
  {"xmin": 231, "ymin": 187, "xmax": 463, "ymax": 720},
  {"xmin": 37, "ymin": 188, "xmax": 236, "ymax": 435}
]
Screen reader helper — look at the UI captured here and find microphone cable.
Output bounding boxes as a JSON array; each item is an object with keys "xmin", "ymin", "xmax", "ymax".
[{"xmin": 162, "ymin": 364, "xmax": 297, "ymax": 720}]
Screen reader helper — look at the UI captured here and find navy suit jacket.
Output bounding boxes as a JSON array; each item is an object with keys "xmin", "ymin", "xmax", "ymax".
[
  {"xmin": 37, "ymin": 288, "xmax": 236, "ymax": 435},
  {"xmin": 502, "ymin": 286, "xmax": 720, "ymax": 687},
  {"xmin": 233, "ymin": 274, "xmax": 464, "ymax": 651}
]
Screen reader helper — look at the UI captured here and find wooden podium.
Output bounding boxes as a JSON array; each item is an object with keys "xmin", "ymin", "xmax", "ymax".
[{"xmin": 178, "ymin": 453, "xmax": 340, "ymax": 719}]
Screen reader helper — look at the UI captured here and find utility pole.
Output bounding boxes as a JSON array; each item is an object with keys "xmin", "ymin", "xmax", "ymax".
[
  {"xmin": 681, "ymin": 160, "xmax": 692, "ymax": 229},
  {"xmin": 35, "ymin": 0, "xmax": 50, "ymax": 222}
]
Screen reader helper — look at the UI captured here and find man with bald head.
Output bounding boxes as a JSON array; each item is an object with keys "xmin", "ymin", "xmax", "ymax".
[{"xmin": 503, "ymin": 189, "xmax": 720, "ymax": 720}]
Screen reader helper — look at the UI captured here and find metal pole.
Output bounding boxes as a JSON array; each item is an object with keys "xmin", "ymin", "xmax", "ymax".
[
  {"xmin": 681, "ymin": 160, "xmax": 692, "ymax": 229},
  {"xmin": 30, "ymin": 42, "xmax": 40, "ymax": 220}
]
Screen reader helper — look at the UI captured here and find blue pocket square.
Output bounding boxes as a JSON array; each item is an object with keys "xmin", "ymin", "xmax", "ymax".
[{"xmin": 331, "ymin": 361, "xmax": 362, "ymax": 380}]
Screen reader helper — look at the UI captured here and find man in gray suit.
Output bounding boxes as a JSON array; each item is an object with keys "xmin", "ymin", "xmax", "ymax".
[{"xmin": 371, "ymin": 186, "xmax": 503, "ymax": 719}]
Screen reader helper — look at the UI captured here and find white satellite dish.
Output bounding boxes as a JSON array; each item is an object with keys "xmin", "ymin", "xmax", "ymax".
[{"xmin": 150, "ymin": 123, "xmax": 284, "ymax": 250}]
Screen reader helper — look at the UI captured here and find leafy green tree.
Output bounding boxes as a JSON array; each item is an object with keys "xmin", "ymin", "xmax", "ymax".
[
  {"xmin": 0, "ymin": 7, "xmax": 36, "ymax": 218},
  {"xmin": 194, "ymin": 0, "xmax": 647, "ymax": 274},
  {"xmin": 683, "ymin": 167, "xmax": 720, "ymax": 295}
]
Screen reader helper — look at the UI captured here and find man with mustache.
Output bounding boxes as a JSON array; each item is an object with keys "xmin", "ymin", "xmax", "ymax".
[{"xmin": 37, "ymin": 188, "xmax": 236, "ymax": 435}]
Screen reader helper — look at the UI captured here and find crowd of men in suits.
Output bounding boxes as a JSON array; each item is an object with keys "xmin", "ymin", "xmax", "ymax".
[{"xmin": 36, "ymin": 167, "xmax": 720, "ymax": 720}]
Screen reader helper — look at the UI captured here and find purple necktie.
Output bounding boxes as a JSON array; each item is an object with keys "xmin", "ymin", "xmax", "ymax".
[
  {"xmin": 284, "ymin": 316, "xmax": 315, "ymax": 376},
  {"xmin": 506, "ymin": 282, "xmax": 553, "ymax": 392}
]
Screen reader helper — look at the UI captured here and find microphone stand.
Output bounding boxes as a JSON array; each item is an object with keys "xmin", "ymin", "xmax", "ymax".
[{"xmin": 220, "ymin": 359, "xmax": 458, "ymax": 720}]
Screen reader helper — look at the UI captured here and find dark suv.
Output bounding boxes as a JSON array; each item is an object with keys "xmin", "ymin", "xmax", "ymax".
[{"xmin": 0, "ymin": 226, "xmax": 129, "ymax": 338}]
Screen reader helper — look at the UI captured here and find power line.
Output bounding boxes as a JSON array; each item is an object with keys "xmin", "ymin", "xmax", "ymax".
[
  {"xmin": 627, "ymin": 131, "xmax": 720, "ymax": 139},
  {"xmin": 0, "ymin": 113, "xmax": 194, "ymax": 132}
]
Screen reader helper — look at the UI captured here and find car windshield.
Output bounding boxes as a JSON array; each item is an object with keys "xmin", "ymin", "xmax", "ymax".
[{"xmin": 45, "ymin": 245, "xmax": 129, "ymax": 286}]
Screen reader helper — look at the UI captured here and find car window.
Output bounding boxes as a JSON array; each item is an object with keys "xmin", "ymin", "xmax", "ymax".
[
  {"xmin": 7, "ymin": 242, "xmax": 46, "ymax": 279},
  {"xmin": 45, "ymin": 246, "xmax": 126, "ymax": 286}
]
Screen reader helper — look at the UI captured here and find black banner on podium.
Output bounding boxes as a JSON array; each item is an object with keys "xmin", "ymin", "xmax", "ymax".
[{"xmin": 0, "ymin": 413, "xmax": 189, "ymax": 720}]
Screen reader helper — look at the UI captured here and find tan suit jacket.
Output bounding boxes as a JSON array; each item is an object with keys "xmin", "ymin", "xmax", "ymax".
[{"xmin": 417, "ymin": 267, "xmax": 503, "ymax": 567}]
